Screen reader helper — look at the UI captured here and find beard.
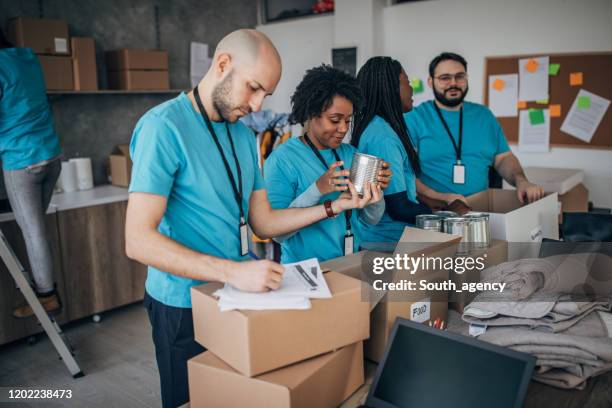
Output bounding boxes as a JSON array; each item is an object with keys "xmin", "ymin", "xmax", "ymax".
[
  {"xmin": 433, "ymin": 85, "xmax": 469, "ymax": 108},
  {"xmin": 212, "ymin": 71, "xmax": 238, "ymax": 122}
]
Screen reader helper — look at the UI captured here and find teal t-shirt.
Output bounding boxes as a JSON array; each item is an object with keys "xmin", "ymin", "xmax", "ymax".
[
  {"xmin": 404, "ymin": 101, "xmax": 510, "ymax": 196},
  {"xmin": 357, "ymin": 116, "xmax": 417, "ymax": 243},
  {"xmin": 129, "ymin": 92, "xmax": 265, "ymax": 308},
  {"xmin": 263, "ymin": 138, "xmax": 360, "ymax": 263},
  {"xmin": 0, "ymin": 48, "xmax": 61, "ymax": 170}
]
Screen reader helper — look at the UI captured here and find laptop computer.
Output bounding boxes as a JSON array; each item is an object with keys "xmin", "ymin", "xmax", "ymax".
[{"xmin": 360, "ymin": 318, "xmax": 535, "ymax": 408}]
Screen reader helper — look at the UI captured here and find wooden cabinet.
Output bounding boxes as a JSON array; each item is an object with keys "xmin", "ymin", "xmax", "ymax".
[
  {"xmin": 57, "ymin": 201, "xmax": 146, "ymax": 322},
  {"xmin": 0, "ymin": 200, "xmax": 147, "ymax": 345}
]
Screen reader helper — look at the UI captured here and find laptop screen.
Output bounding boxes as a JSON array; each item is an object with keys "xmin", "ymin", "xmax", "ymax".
[{"xmin": 368, "ymin": 319, "xmax": 534, "ymax": 408}]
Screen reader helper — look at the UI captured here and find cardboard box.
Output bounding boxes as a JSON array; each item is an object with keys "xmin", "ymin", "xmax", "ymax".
[
  {"xmin": 109, "ymin": 145, "xmax": 132, "ymax": 187},
  {"xmin": 7, "ymin": 17, "xmax": 70, "ymax": 55},
  {"xmin": 105, "ymin": 49, "xmax": 168, "ymax": 70},
  {"xmin": 38, "ymin": 55, "xmax": 74, "ymax": 90},
  {"xmin": 448, "ymin": 239, "xmax": 508, "ymax": 313},
  {"xmin": 188, "ymin": 342, "xmax": 364, "ymax": 408},
  {"xmin": 71, "ymin": 37, "xmax": 98, "ymax": 90},
  {"xmin": 107, "ymin": 70, "xmax": 169, "ymax": 90},
  {"xmin": 522, "ymin": 167, "xmax": 584, "ymax": 195},
  {"xmin": 191, "ymin": 271, "xmax": 369, "ymax": 377},
  {"xmin": 467, "ymin": 189, "xmax": 559, "ymax": 244},
  {"xmin": 558, "ymin": 183, "xmax": 589, "ymax": 222}
]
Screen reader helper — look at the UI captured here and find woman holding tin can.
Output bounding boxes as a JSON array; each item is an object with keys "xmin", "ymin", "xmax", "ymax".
[
  {"xmin": 351, "ymin": 57, "xmax": 468, "ymax": 245},
  {"xmin": 264, "ymin": 64, "xmax": 391, "ymax": 263}
]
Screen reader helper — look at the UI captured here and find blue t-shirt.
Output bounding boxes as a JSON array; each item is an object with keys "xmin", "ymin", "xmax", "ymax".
[
  {"xmin": 263, "ymin": 138, "xmax": 360, "ymax": 263},
  {"xmin": 357, "ymin": 116, "xmax": 417, "ymax": 243},
  {"xmin": 129, "ymin": 92, "xmax": 265, "ymax": 308},
  {"xmin": 405, "ymin": 101, "xmax": 510, "ymax": 196},
  {"xmin": 0, "ymin": 48, "xmax": 61, "ymax": 170}
]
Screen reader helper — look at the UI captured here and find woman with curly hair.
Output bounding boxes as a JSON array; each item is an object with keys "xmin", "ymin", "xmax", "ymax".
[{"xmin": 264, "ymin": 64, "xmax": 391, "ymax": 263}]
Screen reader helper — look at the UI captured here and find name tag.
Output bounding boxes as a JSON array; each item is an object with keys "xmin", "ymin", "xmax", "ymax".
[
  {"xmin": 453, "ymin": 163, "xmax": 465, "ymax": 184},
  {"xmin": 239, "ymin": 221, "xmax": 249, "ymax": 257},
  {"xmin": 344, "ymin": 233, "xmax": 354, "ymax": 255}
]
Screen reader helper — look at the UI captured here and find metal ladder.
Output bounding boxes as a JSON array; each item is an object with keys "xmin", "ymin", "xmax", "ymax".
[{"xmin": 0, "ymin": 228, "xmax": 84, "ymax": 378}]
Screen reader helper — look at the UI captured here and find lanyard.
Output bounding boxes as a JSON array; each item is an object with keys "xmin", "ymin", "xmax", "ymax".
[
  {"xmin": 303, "ymin": 134, "xmax": 352, "ymax": 236},
  {"xmin": 434, "ymin": 103, "xmax": 463, "ymax": 163},
  {"xmin": 193, "ymin": 87, "xmax": 244, "ymax": 222}
]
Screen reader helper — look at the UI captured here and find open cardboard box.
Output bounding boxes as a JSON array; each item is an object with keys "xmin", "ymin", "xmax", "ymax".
[
  {"xmin": 188, "ymin": 341, "xmax": 364, "ymax": 408},
  {"xmin": 191, "ymin": 271, "xmax": 369, "ymax": 377}
]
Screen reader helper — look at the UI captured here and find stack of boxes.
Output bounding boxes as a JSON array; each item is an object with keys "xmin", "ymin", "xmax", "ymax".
[
  {"xmin": 105, "ymin": 49, "xmax": 169, "ymax": 90},
  {"xmin": 7, "ymin": 17, "xmax": 98, "ymax": 91},
  {"xmin": 188, "ymin": 271, "xmax": 370, "ymax": 407}
]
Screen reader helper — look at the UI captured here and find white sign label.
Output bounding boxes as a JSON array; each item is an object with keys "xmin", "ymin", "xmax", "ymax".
[
  {"xmin": 410, "ymin": 298, "xmax": 431, "ymax": 323},
  {"xmin": 530, "ymin": 225, "xmax": 543, "ymax": 242},
  {"xmin": 54, "ymin": 37, "xmax": 68, "ymax": 53}
]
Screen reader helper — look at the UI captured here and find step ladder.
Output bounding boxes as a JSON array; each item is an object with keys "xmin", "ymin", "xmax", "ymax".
[{"xmin": 0, "ymin": 228, "xmax": 83, "ymax": 378}]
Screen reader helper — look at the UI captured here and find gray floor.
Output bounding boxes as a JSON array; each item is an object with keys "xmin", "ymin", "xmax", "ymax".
[{"xmin": 0, "ymin": 303, "xmax": 162, "ymax": 408}]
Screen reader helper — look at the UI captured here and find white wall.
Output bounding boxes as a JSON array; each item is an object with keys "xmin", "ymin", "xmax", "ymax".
[{"xmin": 258, "ymin": 0, "xmax": 612, "ymax": 207}]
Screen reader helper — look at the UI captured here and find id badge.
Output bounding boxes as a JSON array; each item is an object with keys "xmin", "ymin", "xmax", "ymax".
[
  {"xmin": 239, "ymin": 219, "xmax": 249, "ymax": 257},
  {"xmin": 344, "ymin": 233, "xmax": 354, "ymax": 255},
  {"xmin": 453, "ymin": 163, "xmax": 465, "ymax": 184}
]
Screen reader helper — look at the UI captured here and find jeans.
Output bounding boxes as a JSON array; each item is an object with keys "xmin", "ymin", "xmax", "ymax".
[{"xmin": 3, "ymin": 159, "xmax": 61, "ymax": 293}]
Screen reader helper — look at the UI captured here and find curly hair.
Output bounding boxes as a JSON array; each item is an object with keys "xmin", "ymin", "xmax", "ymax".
[{"xmin": 289, "ymin": 64, "xmax": 363, "ymax": 125}]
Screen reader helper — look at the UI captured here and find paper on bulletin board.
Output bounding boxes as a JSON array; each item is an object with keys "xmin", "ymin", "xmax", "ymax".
[
  {"xmin": 519, "ymin": 109, "xmax": 550, "ymax": 152},
  {"xmin": 190, "ymin": 42, "xmax": 212, "ymax": 88},
  {"xmin": 560, "ymin": 89, "xmax": 611, "ymax": 143},
  {"xmin": 488, "ymin": 74, "xmax": 518, "ymax": 117},
  {"xmin": 410, "ymin": 73, "xmax": 434, "ymax": 107},
  {"xmin": 518, "ymin": 56, "xmax": 549, "ymax": 102}
]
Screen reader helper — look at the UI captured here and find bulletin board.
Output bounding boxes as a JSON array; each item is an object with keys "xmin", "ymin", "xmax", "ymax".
[{"xmin": 484, "ymin": 52, "xmax": 612, "ymax": 149}]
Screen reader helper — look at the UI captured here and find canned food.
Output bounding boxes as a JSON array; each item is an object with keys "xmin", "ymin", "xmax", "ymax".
[
  {"xmin": 349, "ymin": 152, "xmax": 383, "ymax": 195},
  {"xmin": 416, "ymin": 214, "xmax": 443, "ymax": 232}
]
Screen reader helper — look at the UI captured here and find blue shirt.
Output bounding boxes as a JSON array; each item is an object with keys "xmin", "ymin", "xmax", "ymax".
[
  {"xmin": 129, "ymin": 92, "xmax": 265, "ymax": 308},
  {"xmin": 405, "ymin": 101, "xmax": 510, "ymax": 196},
  {"xmin": 0, "ymin": 48, "xmax": 61, "ymax": 170},
  {"xmin": 357, "ymin": 116, "xmax": 417, "ymax": 243},
  {"xmin": 263, "ymin": 138, "xmax": 361, "ymax": 263}
]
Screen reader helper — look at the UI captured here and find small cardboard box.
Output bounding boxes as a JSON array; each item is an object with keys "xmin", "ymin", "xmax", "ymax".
[
  {"xmin": 448, "ymin": 239, "xmax": 508, "ymax": 313},
  {"xmin": 71, "ymin": 37, "xmax": 98, "ymax": 90},
  {"xmin": 38, "ymin": 55, "xmax": 73, "ymax": 90},
  {"xmin": 109, "ymin": 145, "xmax": 132, "ymax": 187},
  {"xmin": 558, "ymin": 183, "xmax": 589, "ymax": 222},
  {"xmin": 105, "ymin": 49, "xmax": 168, "ymax": 70},
  {"xmin": 106, "ymin": 70, "xmax": 169, "ymax": 90},
  {"xmin": 188, "ymin": 342, "xmax": 364, "ymax": 408},
  {"xmin": 191, "ymin": 271, "xmax": 369, "ymax": 377},
  {"xmin": 467, "ymin": 189, "xmax": 559, "ymax": 243},
  {"xmin": 7, "ymin": 17, "xmax": 70, "ymax": 55}
]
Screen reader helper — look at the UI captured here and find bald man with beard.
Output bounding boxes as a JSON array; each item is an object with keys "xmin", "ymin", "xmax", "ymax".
[{"xmin": 125, "ymin": 29, "xmax": 370, "ymax": 407}]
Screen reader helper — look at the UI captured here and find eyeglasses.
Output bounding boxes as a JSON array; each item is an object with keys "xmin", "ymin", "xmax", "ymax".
[{"xmin": 433, "ymin": 73, "xmax": 468, "ymax": 84}]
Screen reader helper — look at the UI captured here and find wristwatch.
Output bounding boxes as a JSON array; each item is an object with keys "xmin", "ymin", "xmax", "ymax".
[{"xmin": 323, "ymin": 199, "xmax": 335, "ymax": 218}]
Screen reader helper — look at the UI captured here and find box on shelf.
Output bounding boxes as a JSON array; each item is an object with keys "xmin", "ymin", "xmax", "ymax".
[
  {"xmin": 38, "ymin": 55, "xmax": 73, "ymax": 90},
  {"xmin": 191, "ymin": 271, "xmax": 369, "ymax": 377},
  {"xmin": 106, "ymin": 70, "xmax": 169, "ymax": 90},
  {"xmin": 109, "ymin": 145, "xmax": 132, "ymax": 187},
  {"xmin": 188, "ymin": 342, "xmax": 364, "ymax": 408},
  {"xmin": 7, "ymin": 17, "xmax": 70, "ymax": 55},
  {"xmin": 71, "ymin": 37, "xmax": 98, "ymax": 90},
  {"xmin": 105, "ymin": 49, "xmax": 168, "ymax": 71}
]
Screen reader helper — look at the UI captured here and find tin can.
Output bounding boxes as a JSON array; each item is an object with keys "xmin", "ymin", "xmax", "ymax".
[
  {"xmin": 464, "ymin": 212, "xmax": 490, "ymax": 249},
  {"xmin": 349, "ymin": 152, "xmax": 383, "ymax": 195},
  {"xmin": 416, "ymin": 214, "xmax": 443, "ymax": 232}
]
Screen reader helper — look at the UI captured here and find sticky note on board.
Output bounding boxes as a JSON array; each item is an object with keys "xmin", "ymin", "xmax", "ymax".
[
  {"xmin": 549, "ymin": 63, "xmax": 561, "ymax": 76},
  {"xmin": 578, "ymin": 96, "xmax": 591, "ymax": 109},
  {"xmin": 549, "ymin": 104, "xmax": 562, "ymax": 117},
  {"xmin": 410, "ymin": 78, "xmax": 424, "ymax": 94},
  {"xmin": 517, "ymin": 101, "xmax": 527, "ymax": 109},
  {"xmin": 492, "ymin": 78, "xmax": 506, "ymax": 91},
  {"xmin": 529, "ymin": 109, "xmax": 545, "ymax": 125},
  {"xmin": 536, "ymin": 98, "xmax": 549, "ymax": 105},
  {"xmin": 570, "ymin": 72, "xmax": 583, "ymax": 86},
  {"xmin": 525, "ymin": 59, "xmax": 539, "ymax": 73}
]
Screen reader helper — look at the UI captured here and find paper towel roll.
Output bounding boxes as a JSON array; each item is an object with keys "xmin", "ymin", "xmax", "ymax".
[
  {"xmin": 70, "ymin": 158, "xmax": 93, "ymax": 190},
  {"xmin": 59, "ymin": 161, "xmax": 78, "ymax": 193}
]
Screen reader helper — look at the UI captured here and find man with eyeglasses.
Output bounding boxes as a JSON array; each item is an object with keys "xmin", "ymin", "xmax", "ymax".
[{"xmin": 405, "ymin": 52, "xmax": 544, "ymax": 204}]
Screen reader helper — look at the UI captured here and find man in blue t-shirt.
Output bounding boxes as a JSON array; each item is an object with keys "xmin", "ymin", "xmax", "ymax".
[
  {"xmin": 405, "ymin": 52, "xmax": 544, "ymax": 204},
  {"xmin": 125, "ymin": 29, "xmax": 372, "ymax": 408}
]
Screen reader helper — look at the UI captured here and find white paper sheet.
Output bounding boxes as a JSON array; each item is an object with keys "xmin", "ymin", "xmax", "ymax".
[
  {"xmin": 519, "ymin": 109, "xmax": 550, "ymax": 152},
  {"xmin": 560, "ymin": 89, "xmax": 611, "ymax": 143},
  {"xmin": 488, "ymin": 74, "xmax": 518, "ymax": 117},
  {"xmin": 190, "ymin": 42, "xmax": 212, "ymax": 88},
  {"xmin": 518, "ymin": 56, "xmax": 549, "ymax": 102}
]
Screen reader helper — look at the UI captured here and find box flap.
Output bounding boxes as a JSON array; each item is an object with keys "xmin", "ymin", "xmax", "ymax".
[
  {"xmin": 394, "ymin": 227, "xmax": 461, "ymax": 255},
  {"xmin": 111, "ymin": 144, "xmax": 130, "ymax": 157}
]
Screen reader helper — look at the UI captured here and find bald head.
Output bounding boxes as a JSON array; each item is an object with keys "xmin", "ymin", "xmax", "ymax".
[{"xmin": 213, "ymin": 29, "xmax": 280, "ymax": 70}]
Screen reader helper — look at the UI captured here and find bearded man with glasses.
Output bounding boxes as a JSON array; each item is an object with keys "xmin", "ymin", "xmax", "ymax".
[{"xmin": 404, "ymin": 52, "xmax": 544, "ymax": 204}]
